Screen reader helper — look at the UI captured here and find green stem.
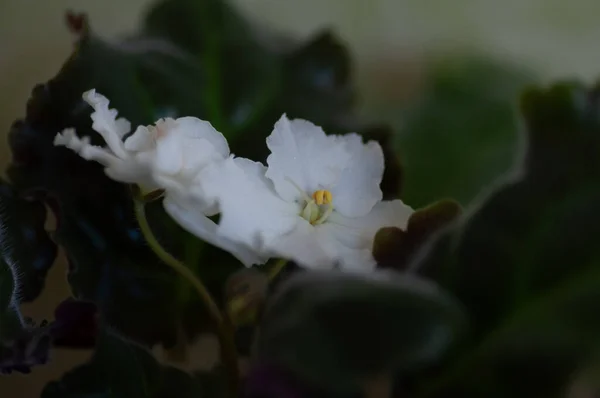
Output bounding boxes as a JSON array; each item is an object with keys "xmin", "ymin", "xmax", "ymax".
[
  {"xmin": 267, "ymin": 258, "xmax": 289, "ymax": 281},
  {"xmin": 133, "ymin": 200, "xmax": 239, "ymax": 396}
]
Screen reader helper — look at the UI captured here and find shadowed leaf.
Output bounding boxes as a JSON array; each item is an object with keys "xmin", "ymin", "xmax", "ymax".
[
  {"xmin": 373, "ymin": 199, "xmax": 461, "ymax": 270},
  {"xmin": 396, "ymin": 56, "xmax": 534, "ymax": 207},
  {"xmin": 409, "ymin": 81, "xmax": 600, "ymax": 398},
  {"xmin": 41, "ymin": 328, "xmax": 212, "ymax": 398},
  {"xmin": 257, "ymin": 270, "xmax": 464, "ymax": 394},
  {"xmin": 0, "ymin": 179, "xmax": 57, "ymax": 302}
]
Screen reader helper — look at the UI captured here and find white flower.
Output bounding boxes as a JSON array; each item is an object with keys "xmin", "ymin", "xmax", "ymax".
[
  {"xmin": 196, "ymin": 115, "xmax": 414, "ymax": 271},
  {"xmin": 54, "ymin": 89, "xmax": 265, "ymax": 266}
]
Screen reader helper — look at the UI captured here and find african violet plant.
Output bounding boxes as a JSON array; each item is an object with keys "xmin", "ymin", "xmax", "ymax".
[{"xmin": 1, "ymin": 0, "xmax": 599, "ymax": 397}]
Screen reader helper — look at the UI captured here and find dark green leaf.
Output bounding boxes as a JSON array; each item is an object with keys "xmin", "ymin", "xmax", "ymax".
[
  {"xmin": 410, "ymin": 81, "xmax": 600, "ymax": 397},
  {"xmin": 373, "ymin": 199, "xmax": 462, "ymax": 271},
  {"xmin": 242, "ymin": 361, "xmax": 361, "ymax": 398},
  {"xmin": 6, "ymin": 16, "xmax": 239, "ymax": 346},
  {"xmin": 141, "ymin": 0, "xmax": 401, "ymax": 197},
  {"xmin": 143, "ymin": 0, "xmax": 354, "ymax": 137},
  {"xmin": 0, "ymin": 178, "xmax": 55, "ymax": 360},
  {"xmin": 142, "ymin": 0, "xmax": 281, "ymax": 133},
  {"xmin": 257, "ymin": 270, "xmax": 464, "ymax": 394},
  {"xmin": 58, "ymin": 198, "xmax": 220, "ymax": 348},
  {"xmin": 396, "ymin": 56, "xmax": 535, "ymax": 207},
  {"xmin": 2, "ymin": 298, "xmax": 98, "ymax": 375},
  {"xmin": 0, "ymin": 179, "xmax": 57, "ymax": 302},
  {"xmin": 0, "ymin": 255, "xmax": 23, "ymax": 341},
  {"xmin": 0, "ymin": 320, "xmax": 52, "ymax": 375},
  {"xmin": 7, "ymin": 57, "xmax": 216, "ymax": 348},
  {"xmin": 0, "ymin": 251, "xmax": 16, "ymax": 317},
  {"xmin": 41, "ymin": 328, "xmax": 211, "ymax": 398}
]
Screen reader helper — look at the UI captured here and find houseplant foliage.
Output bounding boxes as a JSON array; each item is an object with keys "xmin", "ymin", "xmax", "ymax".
[
  {"xmin": 394, "ymin": 56, "xmax": 535, "ymax": 208},
  {"xmin": 1, "ymin": 0, "xmax": 598, "ymax": 397}
]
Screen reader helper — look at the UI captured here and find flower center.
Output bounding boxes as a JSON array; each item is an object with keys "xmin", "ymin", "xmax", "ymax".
[
  {"xmin": 301, "ymin": 189, "xmax": 334, "ymax": 225},
  {"xmin": 285, "ymin": 178, "xmax": 334, "ymax": 225}
]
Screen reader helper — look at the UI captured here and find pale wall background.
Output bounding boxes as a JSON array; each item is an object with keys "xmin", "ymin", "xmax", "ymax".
[{"xmin": 1, "ymin": 0, "xmax": 600, "ymax": 396}]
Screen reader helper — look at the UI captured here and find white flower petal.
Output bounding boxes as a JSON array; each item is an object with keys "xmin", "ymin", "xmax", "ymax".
[
  {"xmin": 197, "ymin": 156, "xmax": 299, "ymax": 252},
  {"xmin": 82, "ymin": 89, "xmax": 131, "ymax": 159},
  {"xmin": 153, "ymin": 173, "xmax": 189, "ymax": 201},
  {"xmin": 333, "ymin": 247, "xmax": 376, "ymax": 272},
  {"xmin": 330, "ymin": 133, "xmax": 384, "ymax": 217},
  {"xmin": 55, "ymin": 128, "xmax": 154, "ymax": 186},
  {"xmin": 103, "ymin": 163, "xmax": 155, "ymax": 186},
  {"xmin": 154, "ymin": 134, "xmax": 222, "ymax": 178},
  {"xmin": 163, "ymin": 195, "xmax": 267, "ymax": 267},
  {"xmin": 328, "ymin": 200, "xmax": 413, "ymax": 246},
  {"xmin": 266, "ymin": 221, "xmax": 376, "ymax": 271},
  {"xmin": 265, "ymin": 115, "xmax": 350, "ymax": 202},
  {"xmin": 310, "ymin": 200, "xmax": 413, "ymax": 270},
  {"xmin": 147, "ymin": 117, "xmax": 230, "ymax": 185},
  {"xmin": 55, "ymin": 128, "xmax": 128, "ymax": 178},
  {"xmin": 115, "ymin": 118, "xmax": 132, "ymax": 139},
  {"xmin": 54, "ymin": 128, "xmax": 90, "ymax": 152},
  {"xmin": 180, "ymin": 137, "xmax": 225, "ymax": 175},
  {"xmin": 322, "ymin": 200, "xmax": 413, "ymax": 268},
  {"xmin": 124, "ymin": 125, "xmax": 156, "ymax": 152},
  {"xmin": 175, "ymin": 117, "xmax": 229, "ymax": 158},
  {"xmin": 317, "ymin": 222, "xmax": 377, "ymax": 271},
  {"xmin": 154, "ymin": 131, "xmax": 187, "ymax": 175},
  {"xmin": 267, "ymin": 221, "xmax": 336, "ymax": 269}
]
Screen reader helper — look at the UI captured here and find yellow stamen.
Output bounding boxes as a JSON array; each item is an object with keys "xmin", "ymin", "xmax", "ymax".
[
  {"xmin": 285, "ymin": 178, "xmax": 335, "ymax": 224},
  {"xmin": 312, "ymin": 190, "xmax": 332, "ymax": 205}
]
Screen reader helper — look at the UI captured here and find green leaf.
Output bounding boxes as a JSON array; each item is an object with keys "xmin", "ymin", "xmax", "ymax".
[
  {"xmin": 373, "ymin": 199, "xmax": 462, "ymax": 271},
  {"xmin": 396, "ymin": 56, "xmax": 535, "ymax": 207},
  {"xmin": 41, "ymin": 328, "xmax": 212, "ymax": 398},
  {"xmin": 142, "ymin": 0, "xmax": 280, "ymax": 133},
  {"xmin": 0, "ymin": 320, "xmax": 52, "ymax": 375},
  {"xmin": 257, "ymin": 270, "xmax": 464, "ymax": 394},
  {"xmin": 142, "ymin": 0, "xmax": 353, "ymax": 145},
  {"xmin": 0, "ymin": 179, "xmax": 57, "ymax": 302},
  {"xmin": 0, "ymin": 178, "xmax": 55, "ymax": 348},
  {"xmin": 0, "ymin": 255, "xmax": 23, "ymax": 341},
  {"xmin": 57, "ymin": 198, "xmax": 217, "ymax": 348},
  {"xmin": 0, "ymin": 258, "xmax": 15, "ymax": 315},
  {"xmin": 7, "ymin": 27, "xmax": 223, "ymax": 348},
  {"xmin": 243, "ymin": 361, "xmax": 361, "ymax": 398},
  {"xmin": 411, "ymin": 81, "xmax": 600, "ymax": 397},
  {"xmin": 140, "ymin": 0, "xmax": 402, "ymax": 197}
]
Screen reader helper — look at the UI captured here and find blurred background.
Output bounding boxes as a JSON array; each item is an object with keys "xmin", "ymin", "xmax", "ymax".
[
  {"xmin": 1, "ymin": 0, "xmax": 600, "ymax": 396},
  {"xmin": 3, "ymin": 0, "xmax": 600, "ymax": 168}
]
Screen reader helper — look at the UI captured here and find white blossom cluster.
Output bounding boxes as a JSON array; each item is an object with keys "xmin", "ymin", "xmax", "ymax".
[{"xmin": 55, "ymin": 90, "xmax": 413, "ymax": 271}]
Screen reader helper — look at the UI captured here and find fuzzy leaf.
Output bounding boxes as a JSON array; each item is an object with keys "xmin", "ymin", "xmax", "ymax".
[
  {"xmin": 257, "ymin": 270, "xmax": 464, "ymax": 394},
  {"xmin": 410, "ymin": 81, "xmax": 600, "ymax": 397},
  {"xmin": 0, "ymin": 179, "xmax": 57, "ymax": 302},
  {"xmin": 41, "ymin": 329, "xmax": 212, "ymax": 398},
  {"xmin": 397, "ymin": 56, "xmax": 534, "ymax": 207},
  {"xmin": 373, "ymin": 199, "xmax": 462, "ymax": 271}
]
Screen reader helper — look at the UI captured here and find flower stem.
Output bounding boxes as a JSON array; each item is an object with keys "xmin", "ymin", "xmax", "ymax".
[
  {"xmin": 267, "ymin": 258, "xmax": 289, "ymax": 281},
  {"xmin": 133, "ymin": 200, "xmax": 239, "ymax": 396}
]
